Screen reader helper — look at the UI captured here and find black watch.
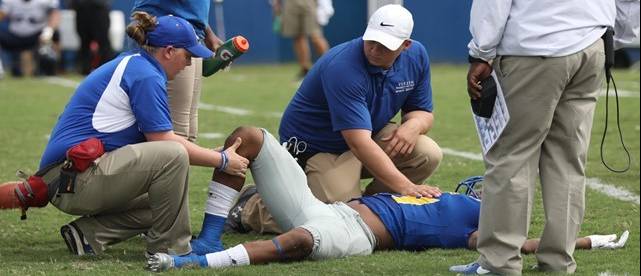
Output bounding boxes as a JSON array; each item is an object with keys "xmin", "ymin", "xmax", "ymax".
[{"xmin": 468, "ymin": 55, "xmax": 489, "ymax": 64}]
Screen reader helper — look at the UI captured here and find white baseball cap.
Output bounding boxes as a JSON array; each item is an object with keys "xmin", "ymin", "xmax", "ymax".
[{"xmin": 362, "ymin": 4, "xmax": 414, "ymax": 50}]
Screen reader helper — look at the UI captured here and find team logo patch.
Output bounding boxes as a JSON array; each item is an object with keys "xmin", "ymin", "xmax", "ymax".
[
  {"xmin": 392, "ymin": 195, "xmax": 439, "ymax": 205},
  {"xmin": 394, "ymin": 80, "xmax": 415, "ymax": 93}
]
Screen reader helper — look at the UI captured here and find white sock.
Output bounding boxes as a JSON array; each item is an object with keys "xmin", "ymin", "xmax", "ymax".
[
  {"xmin": 205, "ymin": 244, "xmax": 250, "ymax": 268},
  {"xmin": 205, "ymin": 181, "xmax": 239, "ymax": 217}
]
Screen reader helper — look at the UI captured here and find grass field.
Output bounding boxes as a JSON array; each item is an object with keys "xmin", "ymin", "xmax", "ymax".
[{"xmin": 0, "ymin": 64, "xmax": 639, "ymax": 275}]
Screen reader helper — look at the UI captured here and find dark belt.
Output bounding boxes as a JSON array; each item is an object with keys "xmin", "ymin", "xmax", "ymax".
[
  {"xmin": 293, "ymin": 151, "xmax": 316, "ymax": 170},
  {"xmin": 283, "ymin": 142, "xmax": 316, "ymax": 170}
]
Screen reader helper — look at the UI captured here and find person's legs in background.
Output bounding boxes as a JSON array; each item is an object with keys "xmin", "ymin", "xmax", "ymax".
[
  {"xmin": 309, "ymin": 32, "xmax": 329, "ymax": 59},
  {"xmin": 292, "ymin": 35, "xmax": 312, "ymax": 77},
  {"xmin": 73, "ymin": 0, "xmax": 114, "ymax": 75},
  {"xmin": 167, "ymin": 58, "xmax": 201, "ymax": 141}
]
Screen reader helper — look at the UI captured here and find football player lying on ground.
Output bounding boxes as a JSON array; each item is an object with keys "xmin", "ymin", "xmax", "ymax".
[{"xmin": 147, "ymin": 126, "xmax": 630, "ymax": 272}]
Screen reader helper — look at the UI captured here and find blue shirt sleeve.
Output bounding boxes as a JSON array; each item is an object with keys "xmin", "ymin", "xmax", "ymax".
[
  {"xmin": 321, "ymin": 62, "xmax": 373, "ymax": 132},
  {"xmin": 402, "ymin": 45, "xmax": 433, "ymax": 113},
  {"xmin": 128, "ymin": 76, "xmax": 173, "ymax": 133}
]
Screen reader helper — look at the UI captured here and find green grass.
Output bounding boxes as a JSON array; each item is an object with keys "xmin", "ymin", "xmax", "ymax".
[{"xmin": 0, "ymin": 64, "xmax": 639, "ymax": 275}]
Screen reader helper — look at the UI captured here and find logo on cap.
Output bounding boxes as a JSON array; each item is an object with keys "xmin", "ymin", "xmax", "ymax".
[{"xmin": 379, "ymin": 22, "xmax": 395, "ymax": 27}]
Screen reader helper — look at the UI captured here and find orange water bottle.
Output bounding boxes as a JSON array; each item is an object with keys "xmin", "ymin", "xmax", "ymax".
[{"xmin": 202, "ymin": 36, "xmax": 249, "ymax": 77}]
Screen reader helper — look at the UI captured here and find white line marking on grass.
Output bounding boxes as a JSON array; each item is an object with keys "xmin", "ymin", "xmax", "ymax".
[
  {"xmin": 587, "ymin": 178, "xmax": 640, "ymax": 205},
  {"xmin": 199, "ymin": 132, "xmax": 225, "ymax": 139},
  {"xmin": 199, "ymin": 102, "xmax": 252, "ymax": 115},
  {"xmin": 442, "ymin": 148, "xmax": 483, "ymax": 161},
  {"xmin": 599, "ymin": 89, "xmax": 639, "ymax": 98},
  {"xmin": 44, "ymin": 77, "xmax": 79, "ymax": 88},
  {"xmin": 442, "ymin": 147, "xmax": 640, "ymax": 205},
  {"xmin": 199, "ymin": 102, "xmax": 282, "ymax": 118},
  {"xmin": 266, "ymin": 111, "xmax": 283, "ymax": 118}
]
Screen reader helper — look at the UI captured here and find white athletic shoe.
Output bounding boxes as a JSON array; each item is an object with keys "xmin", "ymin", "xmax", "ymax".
[
  {"xmin": 147, "ymin": 253, "xmax": 175, "ymax": 272},
  {"xmin": 589, "ymin": 230, "xmax": 630, "ymax": 249}
]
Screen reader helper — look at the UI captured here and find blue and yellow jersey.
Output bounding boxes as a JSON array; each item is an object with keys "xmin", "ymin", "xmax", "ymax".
[{"xmin": 359, "ymin": 192, "xmax": 480, "ymax": 250}]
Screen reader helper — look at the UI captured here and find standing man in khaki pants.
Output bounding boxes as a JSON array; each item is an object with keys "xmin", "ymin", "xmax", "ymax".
[
  {"xmin": 226, "ymin": 5, "xmax": 442, "ymax": 235},
  {"xmin": 450, "ymin": 0, "xmax": 616, "ymax": 275}
]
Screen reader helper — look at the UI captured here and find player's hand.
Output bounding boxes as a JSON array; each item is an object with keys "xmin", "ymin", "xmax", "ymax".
[
  {"xmin": 381, "ymin": 123, "xmax": 421, "ymax": 159},
  {"xmin": 204, "ymin": 25, "xmax": 223, "ymax": 52},
  {"xmin": 467, "ymin": 62, "xmax": 492, "ymax": 100},
  {"xmin": 39, "ymin": 26, "xmax": 54, "ymax": 43},
  {"xmin": 589, "ymin": 230, "xmax": 629, "ymax": 249},
  {"xmin": 222, "ymin": 137, "xmax": 250, "ymax": 177},
  {"xmin": 398, "ymin": 184, "xmax": 441, "ymax": 198}
]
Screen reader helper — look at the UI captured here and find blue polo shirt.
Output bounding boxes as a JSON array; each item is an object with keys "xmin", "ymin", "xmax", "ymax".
[
  {"xmin": 360, "ymin": 193, "xmax": 480, "ymax": 250},
  {"xmin": 39, "ymin": 51, "xmax": 173, "ymax": 169},
  {"xmin": 279, "ymin": 38, "xmax": 433, "ymax": 154},
  {"xmin": 132, "ymin": 0, "xmax": 210, "ymax": 38}
]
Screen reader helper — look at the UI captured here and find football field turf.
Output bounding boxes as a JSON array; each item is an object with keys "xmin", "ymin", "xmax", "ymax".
[{"xmin": 0, "ymin": 64, "xmax": 639, "ymax": 275}]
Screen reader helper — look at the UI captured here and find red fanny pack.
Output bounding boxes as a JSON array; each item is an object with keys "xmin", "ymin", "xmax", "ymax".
[{"xmin": 65, "ymin": 137, "xmax": 105, "ymax": 172}]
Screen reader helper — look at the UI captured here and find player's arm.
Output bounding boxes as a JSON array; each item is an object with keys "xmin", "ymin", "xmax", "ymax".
[
  {"xmin": 145, "ymin": 131, "xmax": 248, "ymax": 177},
  {"xmin": 204, "ymin": 25, "xmax": 223, "ymax": 51},
  {"xmin": 517, "ymin": 231, "xmax": 630, "ymax": 254}
]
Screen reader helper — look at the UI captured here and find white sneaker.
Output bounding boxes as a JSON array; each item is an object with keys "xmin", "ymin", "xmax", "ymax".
[{"xmin": 589, "ymin": 230, "xmax": 630, "ymax": 249}]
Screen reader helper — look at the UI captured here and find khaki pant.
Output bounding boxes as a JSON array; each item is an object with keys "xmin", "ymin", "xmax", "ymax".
[
  {"xmin": 50, "ymin": 141, "xmax": 192, "ymax": 255},
  {"xmin": 476, "ymin": 40, "xmax": 605, "ymax": 275},
  {"xmin": 167, "ymin": 57, "xmax": 203, "ymax": 141},
  {"xmin": 242, "ymin": 123, "xmax": 443, "ymax": 234},
  {"xmin": 281, "ymin": 0, "xmax": 321, "ymax": 37}
]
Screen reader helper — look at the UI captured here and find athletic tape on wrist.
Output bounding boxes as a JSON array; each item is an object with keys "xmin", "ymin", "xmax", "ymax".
[{"xmin": 218, "ymin": 151, "xmax": 229, "ymax": 171}]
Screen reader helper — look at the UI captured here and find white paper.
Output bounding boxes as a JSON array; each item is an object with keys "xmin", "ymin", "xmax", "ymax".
[{"xmin": 473, "ymin": 71, "xmax": 510, "ymax": 155}]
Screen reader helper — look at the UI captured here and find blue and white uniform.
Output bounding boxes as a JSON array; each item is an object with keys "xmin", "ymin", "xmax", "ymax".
[
  {"xmin": 279, "ymin": 38, "xmax": 433, "ymax": 154},
  {"xmin": 39, "ymin": 51, "xmax": 172, "ymax": 169},
  {"xmin": 360, "ymin": 193, "xmax": 480, "ymax": 250}
]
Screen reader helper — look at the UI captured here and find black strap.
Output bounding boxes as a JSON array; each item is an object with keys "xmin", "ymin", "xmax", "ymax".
[{"xmin": 599, "ymin": 28, "xmax": 630, "ymax": 173}]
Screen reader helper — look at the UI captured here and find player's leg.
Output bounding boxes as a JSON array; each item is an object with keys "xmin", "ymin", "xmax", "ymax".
[
  {"xmin": 147, "ymin": 228, "xmax": 313, "ymax": 271},
  {"xmin": 190, "ymin": 126, "xmax": 264, "ymax": 254}
]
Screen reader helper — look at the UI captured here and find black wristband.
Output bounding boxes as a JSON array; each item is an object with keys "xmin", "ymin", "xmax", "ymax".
[{"xmin": 468, "ymin": 55, "xmax": 489, "ymax": 64}]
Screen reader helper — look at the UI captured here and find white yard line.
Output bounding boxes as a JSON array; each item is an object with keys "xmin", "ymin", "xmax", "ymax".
[
  {"xmin": 199, "ymin": 102, "xmax": 282, "ymax": 118},
  {"xmin": 442, "ymin": 147, "xmax": 640, "ymax": 205},
  {"xmin": 44, "ymin": 76, "xmax": 79, "ymax": 88},
  {"xmin": 441, "ymin": 148, "xmax": 483, "ymax": 161},
  {"xmin": 199, "ymin": 132, "xmax": 225, "ymax": 139},
  {"xmin": 43, "ymin": 76, "xmax": 639, "ymax": 205},
  {"xmin": 599, "ymin": 89, "xmax": 639, "ymax": 98},
  {"xmin": 587, "ymin": 178, "xmax": 640, "ymax": 205},
  {"xmin": 199, "ymin": 102, "xmax": 253, "ymax": 115}
]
